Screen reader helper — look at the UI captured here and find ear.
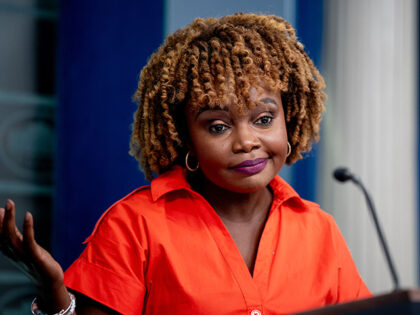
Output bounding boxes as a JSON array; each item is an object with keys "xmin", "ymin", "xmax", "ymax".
[
  {"xmin": 183, "ymin": 119, "xmax": 196, "ymax": 157},
  {"xmin": 185, "ymin": 143, "xmax": 197, "ymax": 157}
]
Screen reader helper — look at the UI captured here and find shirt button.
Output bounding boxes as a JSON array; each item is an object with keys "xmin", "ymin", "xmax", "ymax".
[{"xmin": 251, "ymin": 310, "xmax": 261, "ymax": 315}]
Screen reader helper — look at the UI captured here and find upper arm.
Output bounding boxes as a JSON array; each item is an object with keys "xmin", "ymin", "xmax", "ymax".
[{"xmin": 65, "ymin": 200, "xmax": 149, "ymax": 314}]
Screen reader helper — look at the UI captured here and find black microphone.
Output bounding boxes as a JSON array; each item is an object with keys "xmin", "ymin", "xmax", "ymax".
[
  {"xmin": 333, "ymin": 167, "xmax": 357, "ymax": 183},
  {"xmin": 333, "ymin": 167, "xmax": 400, "ymax": 290}
]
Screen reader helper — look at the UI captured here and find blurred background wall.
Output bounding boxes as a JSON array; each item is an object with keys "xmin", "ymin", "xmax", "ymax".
[
  {"xmin": 0, "ymin": 0, "xmax": 417, "ymax": 313},
  {"xmin": 0, "ymin": 0, "xmax": 57, "ymax": 312},
  {"xmin": 320, "ymin": 0, "xmax": 418, "ymax": 293}
]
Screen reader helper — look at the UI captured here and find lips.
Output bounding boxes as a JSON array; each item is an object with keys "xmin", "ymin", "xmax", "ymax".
[
  {"xmin": 231, "ymin": 158, "xmax": 268, "ymax": 175},
  {"xmin": 233, "ymin": 158, "xmax": 267, "ymax": 168}
]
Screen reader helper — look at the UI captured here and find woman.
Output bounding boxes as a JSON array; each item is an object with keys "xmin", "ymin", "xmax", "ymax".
[{"xmin": 0, "ymin": 13, "xmax": 371, "ymax": 315}]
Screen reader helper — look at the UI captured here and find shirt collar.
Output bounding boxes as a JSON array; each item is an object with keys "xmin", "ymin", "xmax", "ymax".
[
  {"xmin": 268, "ymin": 174, "xmax": 306, "ymax": 208},
  {"xmin": 151, "ymin": 166, "xmax": 191, "ymax": 201},
  {"xmin": 151, "ymin": 166, "xmax": 305, "ymax": 208}
]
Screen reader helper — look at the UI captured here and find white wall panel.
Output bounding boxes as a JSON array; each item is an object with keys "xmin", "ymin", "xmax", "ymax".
[{"xmin": 321, "ymin": 0, "xmax": 418, "ymax": 293}]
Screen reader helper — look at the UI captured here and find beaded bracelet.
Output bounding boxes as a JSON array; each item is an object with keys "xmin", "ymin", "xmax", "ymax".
[{"xmin": 31, "ymin": 292, "xmax": 76, "ymax": 315}]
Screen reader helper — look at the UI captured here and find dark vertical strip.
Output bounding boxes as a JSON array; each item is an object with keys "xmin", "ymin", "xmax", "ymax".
[
  {"xmin": 418, "ymin": 0, "xmax": 420, "ymax": 287},
  {"xmin": 35, "ymin": 7, "xmax": 57, "ymax": 95},
  {"xmin": 54, "ymin": 0, "xmax": 163, "ymax": 269},
  {"xmin": 293, "ymin": 0, "xmax": 324, "ymax": 202}
]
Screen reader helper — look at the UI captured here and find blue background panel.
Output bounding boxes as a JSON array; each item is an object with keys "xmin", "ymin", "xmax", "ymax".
[
  {"xmin": 54, "ymin": 0, "xmax": 163, "ymax": 268},
  {"xmin": 288, "ymin": 0, "xmax": 324, "ymax": 202}
]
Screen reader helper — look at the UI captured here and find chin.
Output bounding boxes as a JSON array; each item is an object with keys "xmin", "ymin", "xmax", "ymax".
[
  {"xmin": 201, "ymin": 167, "xmax": 277, "ymax": 194},
  {"xmin": 221, "ymin": 176, "xmax": 273, "ymax": 194}
]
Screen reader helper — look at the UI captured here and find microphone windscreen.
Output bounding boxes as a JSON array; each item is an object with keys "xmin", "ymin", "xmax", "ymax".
[{"xmin": 333, "ymin": 167, "xmax": 353, "ymax": 182}]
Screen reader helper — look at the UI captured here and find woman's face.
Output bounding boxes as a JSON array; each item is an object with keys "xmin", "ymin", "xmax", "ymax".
[{"xmin": 186, "ymin": 86, "xmax": 288, "ymax": 193}]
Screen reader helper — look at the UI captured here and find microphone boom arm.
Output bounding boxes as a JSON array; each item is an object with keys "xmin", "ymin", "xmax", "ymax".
[{"xmin": 352, "ymin": 176, "xmax": 400, "ymax": 290}]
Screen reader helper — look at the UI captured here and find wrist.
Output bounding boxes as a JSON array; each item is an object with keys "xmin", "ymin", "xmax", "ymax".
[
  {"xmin": 37, "ymin": 284, "xmax": 72, "ymax": 314},
  {"xmin": 32, "ymin": 291, "xmax": 75, "ymax": 315}
]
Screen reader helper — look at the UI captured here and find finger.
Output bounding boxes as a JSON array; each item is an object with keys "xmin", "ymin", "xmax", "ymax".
[
  {"xmin": 3, "ymin": 200, "xmax": 23, "ymax": 253},
  {"xmin": 15, "ymin": 226, "xmax": 23, "ymax": 241},
  {"xmin": 23, "ymin": 212, "xmax": 38, "ymax": 254},
  {"xmin": 5, "ymin": 201, "xmax": 23, "ymax": 239},
  {"xmin": 22, "ymin": 212, "xmax": 63, "ymax": 285},
  {"xmin": 0, "ymin": 211, "xmax": 38, "ymax": 283},
  {"xmin": 21, "ymin": 212, "xmax": 42, "ymax": 281},
  {"xmin": 0, "ymin": 208, "xmax": 4, "ymax": 232},
  {"xmin": 4, "ymin": 200, "xmax": 16, "ymax": 234},
  {"xmin": 0, "ymin": 208, "xmax": 4, "ymax": 253}
]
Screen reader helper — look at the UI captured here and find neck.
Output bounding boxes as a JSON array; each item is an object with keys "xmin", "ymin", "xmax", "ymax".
[{"xmin": 190, "ymin": 172, "xmax": 273, "ymax": 223}]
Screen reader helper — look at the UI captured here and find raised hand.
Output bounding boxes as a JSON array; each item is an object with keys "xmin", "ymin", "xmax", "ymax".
[{"xmin": 0, "ymin": 199, "xmax": 71, "ymax": 313}]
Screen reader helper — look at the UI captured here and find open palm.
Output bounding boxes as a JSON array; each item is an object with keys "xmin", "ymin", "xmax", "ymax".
[{"xmin": 0, "ymin": 200, "xmax": 64, "ymax": 292}]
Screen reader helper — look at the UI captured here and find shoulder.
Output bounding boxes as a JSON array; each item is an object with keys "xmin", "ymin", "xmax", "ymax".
[
  {"xmin": 271, "ymin": 175, "xmax": 336, "ymax": 226},
  {"xmin": 292, "ymin": 198, "xmax": 335, "ymax": 224},
  {"xmin": 85, "ymin": 166, "xmax": 191, "ymax": 243},
  {"xmin": 270, "ymin": 176, "xmax": 340, "ymax": 240},
  {"xmin": 284, "ymin": 197, "xmax": 338, "ymax": 237},
  {"xmin": 82, "ymin": 185, "xmax": 154, "ymax": 243}
]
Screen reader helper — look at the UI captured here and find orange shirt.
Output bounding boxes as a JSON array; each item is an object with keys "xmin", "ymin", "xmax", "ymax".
[{"xmin": 64, "ymin": 166, "xmax": 371, "ymax": 314}]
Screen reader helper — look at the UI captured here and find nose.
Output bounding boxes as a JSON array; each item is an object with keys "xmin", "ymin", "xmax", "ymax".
[{"xmin": 232, "ymin": 124, "xmax": 261, "ymax": 153}]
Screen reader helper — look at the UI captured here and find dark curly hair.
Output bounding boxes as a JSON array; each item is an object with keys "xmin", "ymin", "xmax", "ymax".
[{"xmin": 130, "ymin": 13, "xmax": 326, "ymax": 180}]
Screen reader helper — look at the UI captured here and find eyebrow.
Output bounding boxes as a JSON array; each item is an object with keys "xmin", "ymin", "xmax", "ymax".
[
  {"xmin": 259, "ymin": 97, "xmax": 278, "ymax": 106},
  {"xmin": 195, "ymin": 105, "xmax": 229, "ymax": 119},
  {"xmin": 194, "ymin": 98, "xmax": 278, "ymax": 119}
]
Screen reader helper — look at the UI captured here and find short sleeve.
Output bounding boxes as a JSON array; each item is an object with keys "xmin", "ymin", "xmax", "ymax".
[
  {"xmin": 329, "ymin": 218, "xmax": 372, "ymax": 302},
  {"xmin": 64, "ymin": 201, "xmax": 147, "ymax": 315}
]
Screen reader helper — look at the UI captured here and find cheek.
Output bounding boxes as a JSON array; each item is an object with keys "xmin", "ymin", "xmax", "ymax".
[
  {"xmin": 187, "ymin": 127, "xmax": 227, "ymax": 166},
  {"xmin": 265, "ymin": 124, "xmax": 288, "ymax": 153},
  {"xmin": 195, "ymin": 140, "xmax": 230, "ymax": 168},
  {"xmin": 265, "ymin": 135, "xmax": 288, "ymax": 171}
]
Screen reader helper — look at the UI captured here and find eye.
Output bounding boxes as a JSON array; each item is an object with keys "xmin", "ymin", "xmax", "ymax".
[
  {"xmin": 254, "ymin": 115, "xmax": 273, "ymax": 127},
  {"xmin": 209, "ymin": 123, "xmax": 230, "ymax": 134}
]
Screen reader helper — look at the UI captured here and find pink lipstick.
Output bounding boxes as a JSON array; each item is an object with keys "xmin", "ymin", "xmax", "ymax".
[{"xmin": 231, "ymin": 158, "xmax": 268, "ymax": 175}]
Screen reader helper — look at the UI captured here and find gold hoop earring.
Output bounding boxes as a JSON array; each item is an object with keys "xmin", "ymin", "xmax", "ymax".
[
  {"xmin": 286, "ymin": 142, "xmax": 291, "ymax": 157},
  {"xmin": 185, "ymin": 151, "xmax": 199, "ymax": 172}
]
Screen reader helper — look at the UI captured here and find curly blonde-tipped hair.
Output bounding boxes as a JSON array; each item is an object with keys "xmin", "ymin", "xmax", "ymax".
[{"xmin": 130, "ymin": 13, "xmax": 326, "ymax": 180}]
